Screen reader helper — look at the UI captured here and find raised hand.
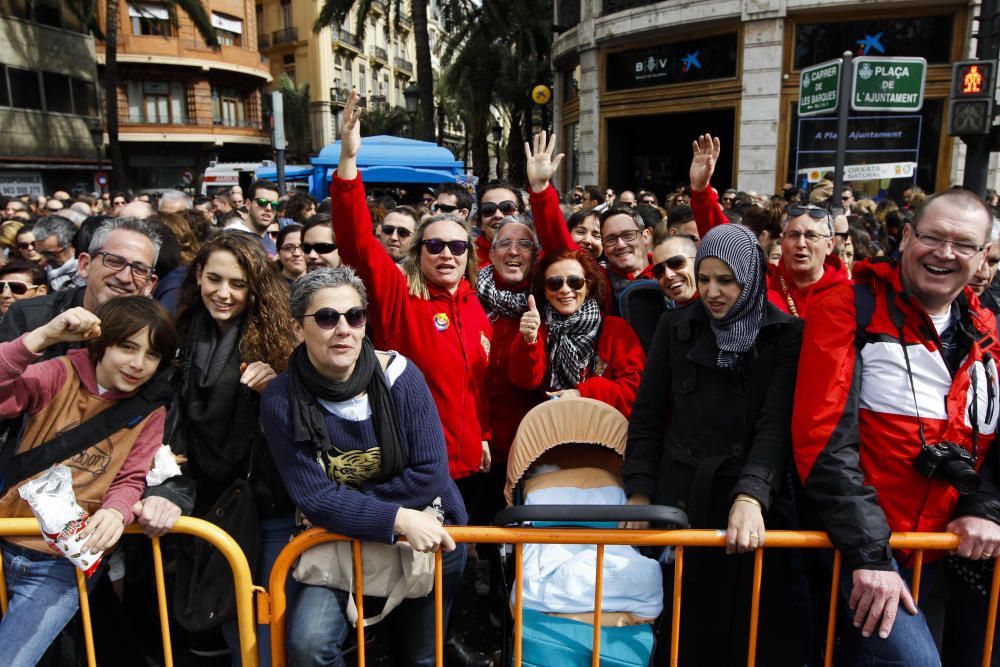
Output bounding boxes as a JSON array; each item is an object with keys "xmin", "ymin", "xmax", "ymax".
[
  {"xmin": 519, "ymin": 295, "xmax": 541, "ymax": 344},
  {"xmin": 24, "ymin": 307, "xmax": 101, "ymax": 353},
  {"xmin": 338, "ymin": 90, "xmax": 362, "ymax": 180},
  {"xmin": 690, "ymin": 134, "xmax": 721, "ymax": 192},
  {"xmin": 524, "ymin": 131, "xmax": 565, "ymax": 193}
]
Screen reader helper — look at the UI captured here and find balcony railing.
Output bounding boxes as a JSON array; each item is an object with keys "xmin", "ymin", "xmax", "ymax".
[
  {"xmin": 398, "ymin": 16, "xmax": 412, "ymax": 30},
  {"xmin": 213, "ymin": 118, "xmax": 261, "ymax": 129},
  {"xmin": 125, "ymin": 111, "xmax": 189, "ymax": 125},
  {"xmin": 331, "ymin": 27, "xmax": 360, "ymax": 49},
  {"xmin": 373, "ymin": 46, "xmax": 388, "ymax": 61},
  {"xmin": 258, "ymin": 33, "xmax": 270, "ymax": 49},
  {"xmin": 394, "ymin": 57, "xmax": 413, "ymax": 74},
  {"xmin": 370, "ymin": 0, "xmax": 386, "ymax": 13},
  {"xmin": 330, "ymin": 86, "xmax": 352, "ymax": 103},
  {"xmin": 272, "ymin": 27, "xmax": 298, "ymax": 45},
  {"xmin": 602, "ymin": 0, "xmax": 660, "ymax": 14}
]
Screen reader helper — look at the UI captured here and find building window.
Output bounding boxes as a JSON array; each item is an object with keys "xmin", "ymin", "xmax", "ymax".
[
  {"xmin": 33, "ymin": 0, "xmax": 61, "ymax": 28},
  {"xmin": 212, "ymin": 12, "xmax": 243, "ymax": 47},
  {"xmin": 212, "ymin": 86, "xmax": 247, "ymax": 127},
  {"xmin": 42, "ymin": 72, "xmax": 72, "ymax": 113},
  {"xmin": 358, "ymin": 63, "xmax": 367, "ymax": 96},
  {"xmin": 344, "ymin": 59, "xmax": 354, "ymax": 90},
  {"xmin": 8, "ymin": 68, "xmax": 42, "ymax": 110},
  {"xmin": 280, "ymin": 0, "xmax": 291, "ymax": 28},
  {"xmin": 605, "ymin": 32, "xmax": 739, "ymax": 92},
  {"xmin": 129, "ymin": 3, "xmax": 172, "ymax": 36},
  {"xmin": 794, "ymin": 16, "xmax": 954, "ymax": 69},
  {"xmin": 126, "ymin": 80, "xmax": 187, "ymax": 124},
  {"xmin": 71, "ymin": 78, "xmax": 98, "ymax": 116},
  {"xmin": 283, "ymin": 54, "xmax": 295, "ymax": 82},
  {"xmin": 0, "ymin": 66, "xmax": 9, "ymax": 107},
  {"xmin": 255, "ymin": 3, "xmax": 263, "ymax": 29}
]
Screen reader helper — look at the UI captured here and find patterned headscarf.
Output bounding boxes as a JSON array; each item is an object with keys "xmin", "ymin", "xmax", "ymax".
[{"xmin": 696, "ymin": 224, "xmax": 769, "ymax": 368}]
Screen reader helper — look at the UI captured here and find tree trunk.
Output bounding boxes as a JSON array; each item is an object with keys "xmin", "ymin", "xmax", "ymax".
[
  {"xmin": 472, "ymin": 129, "xmax": 490, "ymax": 185},
  {"xmin": 410, "ymin": 0, "xmax": 434, "ymax": 141},
  {"xmin": 506, "ymin": 105, "xmax": 527, "ymax": 188},
  {"xmin": 105, "ymin": 0, "xmax": 127, "ymax": 190},
  {"xmin": 436, "ymin": 102, "xmax": 444, "ymax": 147}
]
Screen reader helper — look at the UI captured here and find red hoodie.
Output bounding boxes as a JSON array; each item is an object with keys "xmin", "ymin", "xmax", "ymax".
[
  {"xmin": 767, "ymin": 254, "xmax": 851, "ymax": 319},
  {"xmin": 331, "ymin": 175, "xmax": 492, "ymax": 479}
]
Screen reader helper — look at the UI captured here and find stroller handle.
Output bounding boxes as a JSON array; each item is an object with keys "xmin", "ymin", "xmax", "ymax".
[{"xmin": 493, "ymin": 504, "xmax": 689, "ymax": 528}]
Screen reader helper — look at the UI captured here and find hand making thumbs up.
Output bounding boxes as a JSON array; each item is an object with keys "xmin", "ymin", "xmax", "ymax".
[{"xmin": 520, "ymin": 294, "xmax": 541, "ymax": 344}]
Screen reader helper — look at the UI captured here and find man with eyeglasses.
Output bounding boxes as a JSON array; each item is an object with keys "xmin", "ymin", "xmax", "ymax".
[
  {"xmin": 794, "ymin": 189, "xmax": 1000, "ymax": 666},
  {"xmin": 378, "ymin": 206, "xmax": 419, "ymax": 262},
  {"xmin": 33, "ymin": 216, "xmax": 80, "ymax": 291},
  {"xmin": 968, "ymin": 232, "xmax": 1000, "ymax": 314},
  {"xmin": 432, "ymin": 183, "xmax": 472, "ymax": 221},
  {"xmin": 770, "ymin": 204, "xmax": 850, "ymax": 319},
  {"xmin": 0, "ymin": 261, "xmax": 47, "ymax": 320}
]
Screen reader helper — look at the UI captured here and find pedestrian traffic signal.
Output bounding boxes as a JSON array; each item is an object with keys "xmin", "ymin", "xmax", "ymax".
[{"xmin": 949, "ymin": 60, "xmax": 997, "ymax": 136}]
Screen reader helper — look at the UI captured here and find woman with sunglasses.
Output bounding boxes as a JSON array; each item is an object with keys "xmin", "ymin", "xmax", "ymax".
[
  {"xmin": 275, "ymin": 223, "xmax": 307, "ymax": 283},
  {"xmin": 13, "ymin": 224, "xmax": 43, "ymax": 264},
  {"xmin": 173, "ymin": 232, "xmax": 297, "ymax": 665},
  {"xmin": 623, "ymin": 224, "xmax": 804, "ymax": 666},
  {"xmin": 331, "ymin": 91, "xmax": 492, "ymax": 499},
  {"xmin": 511, "ymin": 248, "xmax": 644, "ymax": 416},
  {"xmin": 302, "ymin": 215, "xmax": 342, "ymax": 271},
  {"xmin": 261, "ymin": 267, "xmax": 468, "ymax": 665},
  {"xmin": 475, "ymin": 185, "xmax": 526, "ymax": 268},
  {"xmin": 0, "ymin": 260, "xmax": 47, "ymax": 319}
]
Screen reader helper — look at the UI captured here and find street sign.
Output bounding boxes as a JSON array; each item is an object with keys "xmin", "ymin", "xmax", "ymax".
[
  {"xmin": 851, "ymin": 56, "xmax": 927, "ymax": 112},
  {"xmin": 799, "ymin": 59, "xmax": 842, "ymax": 117},
  {"xmin": 96, "ymin": 171, "xmax": 108, "ymax": 187},
  {"xmin": 180, "ymin": 169, "xmax": 195, "ymax": 185},
  {"xmin": 531, "ymin": 84, "xmax": 552, "ymax": 105}
]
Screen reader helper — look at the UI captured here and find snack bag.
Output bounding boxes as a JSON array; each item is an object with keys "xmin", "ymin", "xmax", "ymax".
[
  {"xmin": 18, "ymin": 465, "xmax": 104, "ymax": 576},
  {"xmin": 145, "ymin": 444, "xmax": 183, "ymax": 486}
]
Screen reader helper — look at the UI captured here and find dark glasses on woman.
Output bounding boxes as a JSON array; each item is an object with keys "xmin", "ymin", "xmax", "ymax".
[
  {"xmin": 304, "ymin": 306, "xmax": 368, "ymax": 330},
  {"xmin": 0, "ymin": 280, "xmax": 38, "ymax": 295},
  {"xmin": 16, "ymin": 241, "xmax": 34, "ymax": 250},
  {"xmin": 303, "ymin": 242, "xmax": 337, "ymax": 255},
  {"xmin": 544, "ymin": 275, "xmax": 586, "ymax": 291},
  {"xmin": 479, "ymin": 201, "xmax": 518, "ymax": 217},
  {"xmin": 651, "ymin": 255, "xmax": 696, "ymax": 279},
  {"xmin": 421, "ymin": 239, "xmax": 471, "ymax": 255},
  {"xmin": 381, "ymin": 224, "xmax": 413, "ymax": 239}
]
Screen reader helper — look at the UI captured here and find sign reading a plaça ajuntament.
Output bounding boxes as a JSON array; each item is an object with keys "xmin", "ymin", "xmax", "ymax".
[
  {"xmin": 851, "ymin": 56, "xmax": 927, "ymax": 112},
  {"xmin": 799, "ymin": 59, "xmax": 842, "ymax": 117}
]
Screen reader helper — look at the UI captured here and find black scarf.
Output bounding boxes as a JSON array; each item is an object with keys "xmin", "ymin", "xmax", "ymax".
[
  {"xmin": 545, "ymin": 298, "xmax": 602, "ymax": 390},
  {"xmin": 286, "ymin": 338, "xmax": 406, "ymax": 480},
  {"xmin": 181, "ymin": 309, "xmax": 254, "ymax": 485},
  {"xmin": 477, "ymin": 265, "xmax": 529, "ymax": 320}
]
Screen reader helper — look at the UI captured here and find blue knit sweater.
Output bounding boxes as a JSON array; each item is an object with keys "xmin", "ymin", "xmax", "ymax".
[{"xmin": 260, "ymin": 354, "xmax": 467, "ymax": 544}]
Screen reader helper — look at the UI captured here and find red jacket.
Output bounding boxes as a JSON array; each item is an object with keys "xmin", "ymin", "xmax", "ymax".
[
  {"xmin": 793, "ymin": 259, "xmax": 1000, "ymax": 570},
  {"xmin": 690, "ymin": 185, "xmax": 729, "ymax": 239},
  {"xmin": 767, "ymin": 255, "xmax": 851, "ymax": 319},
  {"xmin": 507, "ymin": 315, "xmax": 645, "ymax": 417},
  {"xmin": 331, "ymin": 175, "xmax": 492, "ymax": 479},
  {"xmin": 475, "ymin": 235, "xmax": 491, "ymax": 269}
]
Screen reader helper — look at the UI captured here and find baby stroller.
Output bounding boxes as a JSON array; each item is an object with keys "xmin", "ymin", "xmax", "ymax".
[{"xmin": 494, "ymin": 397, "xmax": 688, "ymax": 667}]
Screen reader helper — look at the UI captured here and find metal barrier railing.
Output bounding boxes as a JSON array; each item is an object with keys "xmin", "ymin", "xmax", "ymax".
[
  {"xmin": 267, "ymin": 527, "xmax": 1000, "ymax": 667},
  {"xmin": 0, "ymin": 517, "xmax": 260, "ymax": 667}
]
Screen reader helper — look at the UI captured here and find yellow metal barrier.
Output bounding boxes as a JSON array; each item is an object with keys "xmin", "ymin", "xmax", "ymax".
[
  {"xmin": 0, "ymin": 516, "xmax": 259, "ymax": 667},
  {"xmin": 267, "ymin": 527, "xmax": 1000, "ymax": 667}
]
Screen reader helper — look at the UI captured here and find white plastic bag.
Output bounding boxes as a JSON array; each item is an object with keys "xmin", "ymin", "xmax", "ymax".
[
  {"xmin": 145, "ymin": 444, "xmax": 183, "ymax": 486},
  {"xmin": 18, "ymin": 465, "xmax": 104, "ymax": 576}
]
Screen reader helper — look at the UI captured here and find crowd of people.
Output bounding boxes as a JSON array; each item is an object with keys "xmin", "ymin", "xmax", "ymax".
[{"xmin": 0, "ymin": 88, "xmax": 999, "ymax": 667}]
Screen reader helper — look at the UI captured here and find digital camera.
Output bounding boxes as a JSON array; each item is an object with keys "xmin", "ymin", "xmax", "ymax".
[{"xmin": 912, "ymin": 441, "xmax": 981, "ymax": 494}]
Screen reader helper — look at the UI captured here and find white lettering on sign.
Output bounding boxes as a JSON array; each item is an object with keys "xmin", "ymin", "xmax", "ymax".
[
  {"xmin": 859, "ymin": 92, "xmax": 919, "ymax": 104},
  {"xmin": 808, "ymin": 66, "xmax": 838, "ymax": 83},
  {"xmin": 635, "ymin": 57, "xmax": 669, "ymax": 77},
  {"xmin": 0, "ymin": 172, "xmax": 43, "ymax": 196},
  {"xmin": 873, "ymin": 65, "xmax": 911, "ymax": 79}
]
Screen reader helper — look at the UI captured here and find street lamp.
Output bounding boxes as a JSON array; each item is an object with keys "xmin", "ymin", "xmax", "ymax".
[
  {"xmin": 403, "ymin": 84, "xmax": 419, "ymax": 138},
  {"xmin": 491, "ymin": 123, "xmax": 503, "ymax": 179}
]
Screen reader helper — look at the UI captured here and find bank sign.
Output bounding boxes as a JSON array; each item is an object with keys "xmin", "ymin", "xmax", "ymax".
[{"xmin": 851, "ymin": 56, "xmax": 927, "ymax": 112}]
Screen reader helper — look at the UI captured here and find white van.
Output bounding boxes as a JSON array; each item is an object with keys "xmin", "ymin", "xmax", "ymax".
[{"xmin": 200, "ymin": 160, "xmax": 275, "ymax": 196}]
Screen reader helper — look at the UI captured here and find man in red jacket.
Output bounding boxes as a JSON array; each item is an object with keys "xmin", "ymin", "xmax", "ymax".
[{"xmin": 794, "ymin": 190, "xmax": 1000, "ymax": 665}]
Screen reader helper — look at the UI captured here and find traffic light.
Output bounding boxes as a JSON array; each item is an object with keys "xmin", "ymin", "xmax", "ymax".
[{"xmin": 949, "ymin": 60, "xmax": 997, "ymax": 136}]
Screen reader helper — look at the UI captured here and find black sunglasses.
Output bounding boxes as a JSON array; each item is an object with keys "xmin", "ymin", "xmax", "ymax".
[
  {"xmin": 787, "ymin": 205, "xmax": 831, "ymax": 221},
  {"xmin": 16, "ymin": 241, "xmax": 34, "ymax": 250},
  {"xmin": 421, "ymin": 239, "xmax": 471, "ymax": 255},
  {"xmin": 304, "ymin": 306, "xmax": 367, "ymax": 330},
  {"xmin": 303, "ymin": 242, "xmax": 337, "ymax": 255},
  {"xmin": 381, "ymin": 224, "xmax": 413, "ymax": 239},
  {"xmin": 432, "ymin": 202, "xmax": 459, "ymax": 214},
  {"xmin": 651, "ymin": 255, "xmax": 695, "ymax": 279},
  {"xmin": 479, "ymin": 201, "xmax": 518, "ymax": 217},
  {"xmin": 0, "ymin": 280, "xmax": 37, "ymax": 295},
  {"xmin": 255, "ymin": 197, "xmax": 280, "ymax": 210},
  {"xmin": 544, "ymin": 274, "xmax": 586, "ymax": 291}
]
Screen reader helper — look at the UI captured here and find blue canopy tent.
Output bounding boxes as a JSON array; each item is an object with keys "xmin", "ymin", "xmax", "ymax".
[
  {"xmin": 255, "ymin": 164, "xmax": 313, "ymax": 191},
  {"xmin": 308, "ymin": 135, "xmax": 465, "ymax": 199}
]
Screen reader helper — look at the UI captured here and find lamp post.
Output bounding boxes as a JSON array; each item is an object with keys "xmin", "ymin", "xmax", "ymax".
[
  {"xmin": 403, "ymin": 84, "xmax": 419, "ymax": 138},
  {"xmin": 491, "ymin": 122, "xmax": 503, "ymax": 180},
  {"xmin": 89, "ymin": 119, "xmax": 105, "ymax": 193}
]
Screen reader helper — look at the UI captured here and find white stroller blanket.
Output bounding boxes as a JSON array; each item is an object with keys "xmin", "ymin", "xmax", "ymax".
[{"xmin": 516, "ymin": 485, "xmax": 664, "ymax": 618}]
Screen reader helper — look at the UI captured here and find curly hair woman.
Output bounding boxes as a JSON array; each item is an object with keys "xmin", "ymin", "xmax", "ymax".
[{"xmin": 174, "ymin": 231, "xmax": 296, "ymax": 665}]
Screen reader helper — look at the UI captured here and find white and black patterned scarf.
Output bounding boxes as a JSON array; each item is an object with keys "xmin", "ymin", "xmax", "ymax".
[
  {"xmin": 477, "ymin": 265, "xmax": 529, "ymax": 320},
  {"xmin": 545, "ymin": 297, "xmax": 602, "ymax": 390},
  {"xmin": 696, "ymin": 224, "xmax": 768, "ymax": 369}
]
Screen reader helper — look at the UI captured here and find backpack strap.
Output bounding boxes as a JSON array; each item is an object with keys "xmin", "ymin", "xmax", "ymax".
[
  {"xmin": 853, "ymin": 283, "xmax": 877, "ymax": 350},
  {"xmin": 0, "ymin": 371, "xmax": 174, "ymax": 495}
]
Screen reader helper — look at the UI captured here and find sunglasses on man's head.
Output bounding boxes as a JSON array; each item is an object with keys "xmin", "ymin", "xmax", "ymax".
[
  {"xmin": 0, "ymin": 280, "xmax": 38, "ymax": 295},
  {"xmin": 381, "ymin": 224, "xmax": 413, "ymax": 239},
  {"xmin": 544, "ymin": 275, "xmax": 586, "ymax": 292},
  {"xmin": 421, "ymin": 239, "xmax": 470, "ymax": 256},
  {"xmin": 787, "ymin": 205, "xmax": 831, "ymax": 221},
  {"xmin": 432, "ymin": 203, "xmax": 459, "ymax": 214},
  {"xmin": 254, "ymin": 197, "xmax": 280, "ymax": 210},
  {"xmin": 304, "ymin": 306, "xmax": 367, "ymax": 330},
  {"xmin": 479, "ymin": 201, "xmax": 518, "ymax": 217},
  {"xmin": 651, "ymin": 255, "xmax": 695, "ymax": 279},
  {"xmin": 303, "ymin": 242, "xmax": 337, "ymax": 255}
]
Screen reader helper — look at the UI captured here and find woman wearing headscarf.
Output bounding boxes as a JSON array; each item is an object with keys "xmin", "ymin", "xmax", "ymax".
[{"xmin": 622, "ymin": 224, "xmax": 805, "ymax": 666}]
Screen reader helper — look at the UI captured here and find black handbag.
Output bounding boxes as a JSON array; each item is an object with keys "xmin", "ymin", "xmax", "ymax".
[{"xmin": 173, "ymin": 443, "xmax": 261, "ymax": 632}]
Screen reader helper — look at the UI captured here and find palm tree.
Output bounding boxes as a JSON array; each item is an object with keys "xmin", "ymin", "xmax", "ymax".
[
  {"xmin": 73, "ymin": 0, "xmax": 218, "ymax": 189},
  {"xmin": 277, "ymin": 74, "xmax": 312, "ymax": 159}
]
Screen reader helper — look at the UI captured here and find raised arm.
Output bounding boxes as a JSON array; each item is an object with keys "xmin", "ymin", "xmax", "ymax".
[
  {"xmin": 689, "ymin": 134, "xmax": 729, "ymax": 238},
  {"xmin": 526, "ymin": 132, "xmax": 579, "ymax": 254}
]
